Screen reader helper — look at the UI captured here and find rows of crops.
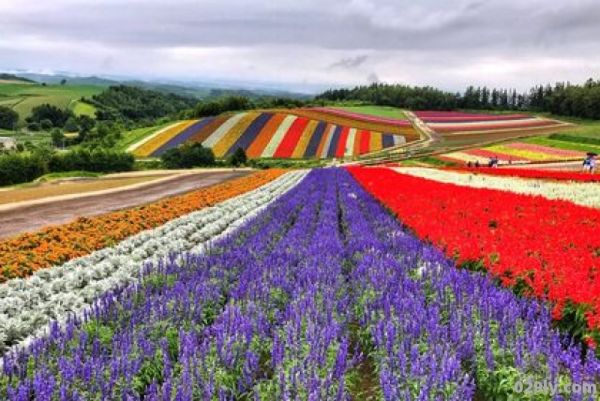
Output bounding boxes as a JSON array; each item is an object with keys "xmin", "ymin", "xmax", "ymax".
[
  {"xmin": 442, "ymin": 141, "xmax": 587, "ymax": 165},
  {"xmin": 132, "ymin": 110, "xmax": 419, "ymax": 159},
  {"xmin": 2, "ymin": 168, "xmax": 599, "ymax": 400},
  {"xmin": 414, "ymin": 111, "xmax": 572, "ymax": 149}
]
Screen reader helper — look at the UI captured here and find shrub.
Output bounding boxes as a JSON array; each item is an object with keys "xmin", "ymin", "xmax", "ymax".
[
  {"xmin": 161, "ymin": 143, "xmax": 216, "ymax": 169},
  {"xmin": 228, "ymin": 147, "xmax": 247, "ymax": 167},
  {"xmin": 49, "ymin": 149, "xmax": 135, "ymax": 173},
  {"xmin": 0, "ymin": 153, "xmax": 47, "ymax": 186},
  {"xmin": 0, "ymin": 106, "xmax": 18, "ymax": 130},
  {"xmin": 27, "ymin": 104, "xmax": 73, "ymax": 127}
]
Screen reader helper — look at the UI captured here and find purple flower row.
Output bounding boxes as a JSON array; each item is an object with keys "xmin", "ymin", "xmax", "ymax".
[{"xmin": 1, "ymin": 169, "xmax": 600, "ymax": 400}]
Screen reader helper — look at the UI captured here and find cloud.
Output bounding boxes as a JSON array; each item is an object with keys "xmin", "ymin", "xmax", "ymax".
[
  {"xmin": 329, "ymin": 55, "xmax": 369, "ymax": 69},
  {"xmin": 0, "ymin": 0, "xmax": 599, "ymax": 92}
]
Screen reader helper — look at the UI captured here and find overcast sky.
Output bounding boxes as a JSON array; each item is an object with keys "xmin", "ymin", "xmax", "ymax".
[{"xmin": 1, "ymin": 0, "xmax": 599, "ymax": 93}]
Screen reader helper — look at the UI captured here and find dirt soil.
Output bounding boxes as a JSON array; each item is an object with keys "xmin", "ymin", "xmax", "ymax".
[
  {"xmin": 0, "ymin": 175, "xmax": 164, "ymax": 205},
  {"xmin": 0, "ymin": 170, "xmax": 250, "ymax": 239}
]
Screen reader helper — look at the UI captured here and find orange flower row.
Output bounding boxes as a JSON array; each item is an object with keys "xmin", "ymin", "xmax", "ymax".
[{"xmin": 0, "ymin": 170, "xmax": 285, "ymax": 282}]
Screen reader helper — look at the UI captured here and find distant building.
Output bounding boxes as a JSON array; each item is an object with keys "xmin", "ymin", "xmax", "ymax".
[{"xmin": 0, "ymin": 137, "xmax": 17, "ymax": 151}]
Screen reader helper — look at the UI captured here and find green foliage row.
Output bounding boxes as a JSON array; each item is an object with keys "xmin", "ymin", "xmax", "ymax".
[
  {"xmin": 548, "ymin": 133, "xmax": 600, "ymax": 146},
  {"xmin": 0, "ymin": 148, "xmax": 134, "ymax": 186}
]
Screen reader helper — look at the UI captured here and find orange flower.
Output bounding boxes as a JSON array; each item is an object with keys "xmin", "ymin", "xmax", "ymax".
[{"xmin": 0, "ymin": 170, "xmax": 285, "ymax": 282}]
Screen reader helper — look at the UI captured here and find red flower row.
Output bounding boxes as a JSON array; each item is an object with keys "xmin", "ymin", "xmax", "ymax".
[
  {"xmin": 348, "ymin": 166, "xmax": 600, "ymax": 328},
  {"xmin": 447, "ymin": 167, "xmax": 600, "ymax": 182}
]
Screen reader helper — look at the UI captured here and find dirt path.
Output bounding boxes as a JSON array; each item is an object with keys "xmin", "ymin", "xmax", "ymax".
[{"xmin": 0, "ymin": 170, "xmax": 250, "ymax": 239}]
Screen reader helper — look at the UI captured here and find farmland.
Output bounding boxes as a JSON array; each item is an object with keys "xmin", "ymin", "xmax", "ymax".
[
  {"xmin": 2, "ymin": 94, "xmax": 600, "ymax": 400},
  {"xmin": 129, "ymin": 108, "xmax": 419, "ymax": 159},
  {"xmin": 2, "ymin": 166, "xmax": 600, "ymax": 400},
  {"xmin": 0, "ymin": 82, "xmax": 102, "ymax": 122},
  {"xmin": 438, "ymin": 117, "xmax": 600, "ymax": 165}
]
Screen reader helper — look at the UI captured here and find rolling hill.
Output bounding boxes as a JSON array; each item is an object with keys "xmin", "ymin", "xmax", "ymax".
[{"xmin": 129, "ymin": 107, "xmax": 420, "ymax": 159}]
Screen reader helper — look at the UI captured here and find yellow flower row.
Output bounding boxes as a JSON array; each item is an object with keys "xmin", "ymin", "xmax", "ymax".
[
  {"xmin": 212, "ymin": 112, "xmax": 261, "ymax": 157},
  {"xmin": 133, "ymin": 120, "xmax": 197, "ymax": 158}
]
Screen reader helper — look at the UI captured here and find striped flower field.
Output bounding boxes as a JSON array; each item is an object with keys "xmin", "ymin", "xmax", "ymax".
[
  {"xmin": 415, "ymin": 111, "xmax": 572, "ymax": 148},
  {"xmin": 130, "ymin": 109, "xmax": 419, "ymax": 159},
  {"xmin": 442, "ymin": 141, "xmax": 586, "ymax": 165},
  {"xmin": 3, "ymin": 168, "xmax": 600, "ymax": 400}
]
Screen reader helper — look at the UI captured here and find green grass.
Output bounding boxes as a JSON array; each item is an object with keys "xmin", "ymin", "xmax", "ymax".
[
  {"xmin": 70, "ymin": 100, "xmax": 97, "ymax": 117},
  {"xmin": 115, "ymin": 122, "xmax": 174, "ymax": 151},
  {"xmin": 35, "ymin": 171, "xmax": 103, "ymax": 182},
  {"xmin": 525, "ymin": 137, "xmax": 600, "ymax": 153},
  {"xmin": 0, "ymin": 82, "xmax": 103, "ymax": 122},
  {"xmin": 522, "ymin": 118, "xmax": 600, "ymax": 152},
  {"xmin": 331, "ymin": 105, "xmax": 408, "ymax": 120}
]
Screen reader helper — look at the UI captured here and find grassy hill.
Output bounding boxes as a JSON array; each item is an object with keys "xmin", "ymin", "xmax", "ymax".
[
  {"xmin": 0, "ymin": 82, "xmax": 102, "ymax": 122},
  {"xmin": 331, "ymin": 105, "xmax": 408, "ymax": 120}
]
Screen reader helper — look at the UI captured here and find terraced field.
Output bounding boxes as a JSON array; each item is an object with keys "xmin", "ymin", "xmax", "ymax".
[{"xmin": 130, "ymin": 108, "xmax": 420, "ymax": 159}]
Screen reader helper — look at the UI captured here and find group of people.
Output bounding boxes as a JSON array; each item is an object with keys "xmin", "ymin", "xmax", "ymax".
[
  {"xmin": 466, "ymin": 156, "xmax": 500, "ymax": 168},
  {"xmin": 583, "ymin": 154, "xmax": 597, "ymax": 173}
]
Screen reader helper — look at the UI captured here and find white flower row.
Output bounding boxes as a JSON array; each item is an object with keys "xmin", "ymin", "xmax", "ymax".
[
  {"xmin": 393, "ymin": 167, "xmax": 600, "ymax": 208},
  {"xmin": 0, "ymin": 170, "xmax": 308, "ymax": 355}
]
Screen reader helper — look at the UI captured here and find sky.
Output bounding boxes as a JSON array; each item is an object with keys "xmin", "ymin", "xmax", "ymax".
[{"xmin": 1, "ymin": 0, "xmax": 599, "ymax": 94}]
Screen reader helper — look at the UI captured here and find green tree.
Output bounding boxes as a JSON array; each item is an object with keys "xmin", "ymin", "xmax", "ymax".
[
  {"xmin": 161, "ymin": 143, "xmax": 215, "ymax": 169},
  {"xmin": 27, "ymin": 104, "xmax": 73, "ymax": 127},
  {"xmin": 51, "ymin": 128, "xmax": 65, "ymax": 147},
  {"xmin": 228, "ymin": 147, "xmax": 247, "ymax": 167},
  {"xmin": 0, "ymin": 106, "xmax": 19, "ymax": 130},
  {"xmin": 63, "ymin": 117, "xmax": 80, "ymax": 132}
]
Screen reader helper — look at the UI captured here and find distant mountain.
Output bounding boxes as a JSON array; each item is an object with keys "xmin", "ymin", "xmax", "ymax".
[
  {"xmin": 17, "ymin": 73, "xmax": 118, "ymax": 86},
  {"xmin": 8, "ymin": 72, "xmax": 312, "ymax": 99},
  {"xmin": 0, "ymin": 73, "xmax": 35, "ymax": 83}
]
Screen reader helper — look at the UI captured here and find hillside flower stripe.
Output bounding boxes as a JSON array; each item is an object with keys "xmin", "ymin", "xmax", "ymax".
[
  {"xmin": 369, "ymin": 131, "xmax": 383, "ymax": 152},
  {"xmin": 211, "ymin": 112, "xmax": 259, "ymax": 157},
  {"xmin": 334, "ymin": 126, "xmax": 350, "ymax": 158},
  {"xmin": 317, "ymin": 124, "xmax": 335, "ymax": 158},
  {"xmin": 344, "ymin": 128, "xmax": 357, "ymax": 157},
  {"xmin": 225, "ymin": 112, "xmax": 273, "ymax": 156},
  {"xmin": 291, "ymin": 119, "xmax": 317, "ymax": 158},
  {"xmin": 133, "ymin": 120, "xmax": 196, "ymax": 157},
  {"xmin": 150, "ymin": 118, "xmax": 215, "ymax": 157},
  {"xmin": 261, "ymin": 114, "xmax": 297, "ymax": 158},
  {"xmin": 246, "ymin": 113, "xmax": 285, "ymax": 158},
  {"xmin": 126, "ymin": 122, "xmax": 181, "ymax": 153},
  {"xmin": 188, "ymin": 114, "xmax": 229, "ymax": 144},
  {"xmin": 202, "ymin": 112, "xmax": 247, "ymax": 149},
  {"xmin": 302, "ymin": 120, "xmax": 326, "ymax": 158},
  {"xmin": 273, "ymin": 116, "xmax": 309, "ymax": 158}
]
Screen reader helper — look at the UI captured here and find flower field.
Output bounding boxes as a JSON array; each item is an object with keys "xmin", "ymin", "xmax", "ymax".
[
  {"xmin": 449, "ymin": 166, "xmax": 600, "ymax": 182},
  {"xmin": 414, "ymin": 111, "xmax": 572, "ymax": 148},
  {"xmin": 2, "ymin": 168, "xmax": 600, "ymax": 400},
  {"xmin": 349, "ymin": 166, "xmax": 600, "ymax": 335},
  {"xmin": 442, "ymin": 141, "xmax": 586, "ymax": 165},
  {"xmin": 131, "ymin": 111, "xmax": 418, "ymax": 159},
  {"xmin": 0, "ymin": 170, "xmax": 284, "ymax": 282}
]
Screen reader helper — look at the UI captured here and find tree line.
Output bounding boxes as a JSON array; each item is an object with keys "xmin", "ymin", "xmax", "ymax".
[{"xmin": 316, "ymin": 78, "xmax": 600, "ymax": 119}]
